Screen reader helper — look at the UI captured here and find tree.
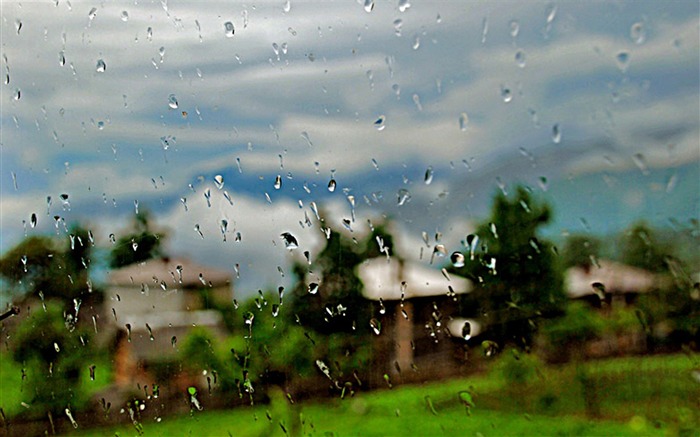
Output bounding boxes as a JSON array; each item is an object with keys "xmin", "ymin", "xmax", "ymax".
[
  {"xmin": 561, "ymin": 234, "xmax": 603, "ymax": 269},
  {"xmin": 618, "ymin": 222, "xmax": 671, "ymax": 273},
  {"xmin": 289, "ymin": 228, "xmax": 369, "ymax": 334},
  {"xmin": 109, "ymin": 210, "xmax": 167, "ymax": 268},
  {"xmin": 455, "ymin": 185, "xmax": 566, "ymax": 348},
  {"xmin": 12, "ymin": 302, "xmax": 93, "ymax": 417},
  {"xmin": 0, "ymin": 224, "xmax": 97, "ymax": 307}
]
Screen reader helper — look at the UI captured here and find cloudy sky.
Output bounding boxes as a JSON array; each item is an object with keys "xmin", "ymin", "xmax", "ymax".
[{"xmin": 1, "ymin": 0, "xmax": 698, "ymax": 296}]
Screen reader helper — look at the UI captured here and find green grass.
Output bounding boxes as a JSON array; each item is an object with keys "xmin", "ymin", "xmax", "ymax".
[{"xmin": 69, "ymin": 353, "xmax": 699, "ymax": 436}]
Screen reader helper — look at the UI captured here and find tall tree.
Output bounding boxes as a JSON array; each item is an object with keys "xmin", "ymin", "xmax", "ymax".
[
  {"xmin": 109, "ymin": 209, "xmax": 167, "ymax": 268},
  {"xmin": 455, "ymin": 185, "xmax": 565, "ymax": 348},
  {"xmin": 561, "ymin": 234, "xmax": 603, "ymax": 269},
  {"xmin": 618, "ymin": 222, "xmax": 671, "ymax": 273}
]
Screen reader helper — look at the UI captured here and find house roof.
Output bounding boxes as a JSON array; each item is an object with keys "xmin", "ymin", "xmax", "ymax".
[
  {"xmin": 565, "ymin": 259, "xmax": 659, "ymax": 299},
  {"xmin": 108, "ymin": 257, "xmax": 232, "ymax": 289},
  {"xmin": 357, "ymin": 257, "xmax": 472, "ymax": 301}
]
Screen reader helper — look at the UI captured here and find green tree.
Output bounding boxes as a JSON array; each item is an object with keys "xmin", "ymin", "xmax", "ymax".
[
  {"xmin": 561, "ymin": 234, "xmax": 603, "ymax": 269},
  {"xmin": 618, "ymin": 222, "xmax": 671, "ymax": 273},
  {"xmin": 109, "ymin": 210, "xmax": 167, "ymax": 268},
  {"xmin": 11, "ymin": 302, "xmax": 93, "ymax": 417},
  {"xmin": 289, "ymin": 228, "xmax": 369, "ymax": 335},
  {"xmin": 455, "ymin": 185, "xmax": 566, "ymax": 348},
  {"xmin": 0, "ymin": 224, "xmax": 97, "ymax": 307}
]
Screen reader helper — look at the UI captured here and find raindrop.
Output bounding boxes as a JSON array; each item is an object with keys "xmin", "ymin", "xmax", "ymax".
[
  {"xmin": 393, "ymin": 19, "xmax": 403, "ymax": 36},
  {"xmin": 204, "ymin": 188, "xmax": 211, "ymax": 207},
  {"xmin": 412, "ymin": 94, "xmax": 423, "ymax": 111},
  {"xmin": 545, "ymin": 3, "xmax": 557, "ymax": 25},
  {"xmin": 65, "ymin": 408, "xmax": 78, "ymax": 429},
  {"xmin": 538, "ymin": 176, "xmax": 548, "ymax": 191},
  {"xmin": 120, "ymin": 10, "xmax": 129, "ymax": 22},
  {"xmin": 632, "ymin": 153, "xmax": 649, "ymax": 175},
  {"xmin": 13, "ymin": 88, "xmax": 21, "ymax": 101},
  {"xmin": 96, "ymin": 59, "xmax": 106, "ymax": 73},
  {"xmin": 363, "ymin": 0, "xmax": 374, "ymax": 13},
  {"xmin": 274, "ymin": 175, "xmax": 282, "ymax": 190},
  {"xmin": 515, "ymin": 50, "xmax": 526, "ymax": 68},
  {"xmin": 214, "ymin": 175, "xmax": 224, "ymax": 190},
  {"xmin": 281, "ymin": 232, "xmax": 298, "ymax": 249},
  {"xmin": 146, "ymin": 27, "xmax": 153, "ymax": 41},
  {"xmin": 369, "ymin": 318, "xmax": 381, "ymax": 335},
  {"xmin": 424, "ymin": 166, "xmax": 434, "ymax": 185},
  {"xmin": 308, "ymin": 283, "xmax": 319, "ymax": 295},
  {"xmin": 89, "ymin": 364, "xmax": 96, "ymax": 381},
  {"xmin": 552, "ymin": 123, "xmax": 561, "ymax": 144},
  {"xmin": 481, "ymin": 16, "xmax": 489, "ymax": 44},
  {"xmin": 30, "ymin": 213, "xmax": 37, "ymax": 228},
  {"xmin": 510, "ymin": 20, "xmax": 520, "ymax": 38},
  {"xmin": 462, "ymin": 321, "xmax": 471, "ymax": 340},
  {"xmin": 374, "ymin": 115, "xmax": 386, "ymax": 131},
  {"xmin": 283, "ymin": 0, "xmax": 291, "ymax": 13},
  {"xmin": 59, "ymin": 51, "xmax": 66, "ymax": 66},
  {"xmin": 616, "ymin": 51, "xmax": 630, "ymax": 73},
  {"xmin": 194, "ymin": 224, "xmax": 204, "ymax": 238},
  {"xmin": 459, "ymin": 113, "xmax": 469, "ymax": 131},
  {"xmin": 168, "ymin": 94, "xmax": 179, "ymax": 109},
  {"xmin": 630, "ymin": 22, "xmax": 646, "ymax": 45},
  {"xmin": 451, "ymin": 252, "xmax": 465, "ymax": 268},
  {"xmin": 328, "ymin": 178, "xmax": 337, "ymax": 192},
  {"xmin": 397, "ymin": 189, "xmax": 411, "ymax": 206},
  {"xmin": 412, "ymin": 35, "xmax": 420, "ymax": 50},
  {"xmin": 398, "ymin": 0, "xmax": 411, "ymax": 12},
  {"xmin": 489, "ymin": 223, "xmax": 498, "ymax": 239},
  {"xmin": 224, "ymin": 21, "xmax": 235, "ymax": 38},
  {"xmin": 88, "ymin": 7, "xmax": 97, "ymax": 21}
]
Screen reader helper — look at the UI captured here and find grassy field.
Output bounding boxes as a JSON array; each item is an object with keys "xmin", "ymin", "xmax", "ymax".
[{"xmin": 65, "ymin": 352, "xmax": 699, "ymax": 437}]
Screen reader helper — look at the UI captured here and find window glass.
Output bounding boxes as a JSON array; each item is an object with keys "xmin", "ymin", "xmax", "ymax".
[{"xmin": 1, "ymin": 1, "xmax": 698, "ymax": 435}]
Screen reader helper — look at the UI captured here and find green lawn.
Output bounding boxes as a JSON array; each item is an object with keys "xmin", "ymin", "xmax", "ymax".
[{"xmin": 68, "ymin": 353, "xmax": 699, "ymax": 437}]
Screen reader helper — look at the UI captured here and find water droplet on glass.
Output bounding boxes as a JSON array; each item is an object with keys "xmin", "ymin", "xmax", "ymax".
[
  {"xmin": 328, "ymin": 178, "xmax": 337, "ymax": 192},
  {"xmin": 393, "ymin": 19, "xmax": 403, "ymax": 36},
  {"xmin": 459, "ymin": 113, "xmax": 469, "ymax": 131},
  {"xmin": 462, "ymin": 321, "xmax": 472, "ymax": 340},
  {"xmin": 96, "ymin": 59, "xmax": 106, "ymax": 73},
  {"xmin": 168, "ymin": 94, "xmax": 179, "ymax": 109},
  {"xmin": 120, "ymin": 10, "xmax": 129, "ymax": 22},
  {"xmin": 59, "ymin": 51, "xmax": 66, "ymax": 66},
  {"xmin": 281, "ymin": 232, "xmax": 298, "ymax": 249},
  {"xmin": 397, "ymin": 189, "xmax": 411, "ymax": 206},
  {"xmin": 398, "ymin": 0, "xmax": 411, "ymax": 12},
  {"xmin": 632, "ymin": 153, "xmax": 649, "ymax": 175},
  {"xmin": 412, "ymin": 35, "xmax": 420, "ymax": 50},
  {"xmin": 363, "ymin": 0, "xmax": 374, "ymax": 13},
  {"xmin": 412, "ymin": 94, "xmax": 423, "ymax": 111},
  {"xmin": 481, "ymin": 16, "xmax": 489, "ymax": 44},
  {"xmin": 88, "ymin": 7, "xmax": 97, "ymax": 21},
  {"xmin": 65, "ymin": 408, "xmax": 78, "ymax": 428},
  {"xmin": 630, "ymin": 22, "xmax": 645, "ymax": 44},
  {"xmin": 545, "ymin": 3, "xmax": 557, "ymax": 25},
  {"xmin": 283, "ymin": 0, "xmax": 291, "ymax": 13},
  {"xmin": 224, "ymin": 21, "xmax": 235, "ymax": 38},
  {"xmin": 616, "ymin": 51, "xmax": 630, "ymax": 73},
  {"xmin": 30, "ymin": 213, "xmax": 37, "ymax": 228},
  {"xmin": 552, "ymin": 123, "xmax": 561, "ymax": 144},
  {"xmin": 214, "ymin": 175, "xmax": 224, "ymax": 190},
  {"xmin": 500, "ymin": 85, "xmax": 512, "ymax": 103},
  {"xmin": 510, "ymin": 20, "xmax": 520, "ymax": 38},
  {"xmin": 515, "ymin": 50, "xmax": 526, "ymax": 68},
  {"xmin": 424, "ymin": 166, "xmax": 434, "ymax": 185},
  {"xmin": 146, "ymin": 27, "xmax": 153, "ymax": 41},
  {"xmin": 374, "ymin": 115, "xmax": 386, "ymax": 131},
  {"xmin": 369, "ymin": 318, "xmax": 381, "ymax": 335},
  {"xmin": 538, "ymin": 176, "xmax": 548, "ymax": 191},
  {"xmin": 274, "ymin": 175, "xmax": 282, "ymax": 190},
  {"xmin": 451, "ymin": 251, "xmax": 465, "ymax": 268}
]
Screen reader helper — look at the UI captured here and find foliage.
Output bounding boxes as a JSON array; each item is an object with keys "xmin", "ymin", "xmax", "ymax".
[
  {"xmin": 454, "ymin": 185, "xmax": 566, "ymax": 348},
  {"xmin": 560, "ymin": 234, "xmax": 603, "ymax": 269},
  {"xmin": 288, "ymin": 227, "xmax": 370, "ymax": 335},
  {"xmin": 0, "ymin": 224, "xmax": 98, "ymax": 308},
  {"xmin": 618, "ymin": 222, "xmax": 672, "ymax": 273},
  {"xmin": 10, "ymin": 302, "xmax": 94, "ymax": 417},
  {"xmin": 108, "ymin": 210, "xmax": 168, "ymax": 268},
  {"xmin": 541, "ymin": 302, "xmax": 603, "ymax": 352}
]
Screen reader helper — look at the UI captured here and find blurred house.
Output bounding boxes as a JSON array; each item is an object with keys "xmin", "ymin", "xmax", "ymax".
[
  {"xmin": 565, "ymin": 259, "xmax": 661, "ymax": 308},
  {"xmin": 104, "ymin": 257, "xmax": 232, "ymax": 389},
  {"xmin": 357, "ymin": 257, "xmax": 475, "ymax": 383}
]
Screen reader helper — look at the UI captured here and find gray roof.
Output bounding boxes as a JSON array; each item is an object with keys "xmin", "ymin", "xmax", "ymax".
[
  {"xmin": 565, "ymin": 260, "xmax": 659, "ymax": 299},
  {"xmin": 108, "ymin": 257, "xmax": 232, "ymax": 289},
  {"xmin": 357, "ymin": 257, "xmax": 472, "ymax": 301}
]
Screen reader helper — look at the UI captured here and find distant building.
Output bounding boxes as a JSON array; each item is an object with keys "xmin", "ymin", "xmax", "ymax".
[
  {"xmin": 357, "ymin": 257, "xmax": 475, "ymax": 383},
  {"xmin": 565, "ymin": 259, "xmax": 661, "ymax": 309},
  {"xmin": 104, "ymin": 257, "xmax": 232, "ymax": 389}
]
